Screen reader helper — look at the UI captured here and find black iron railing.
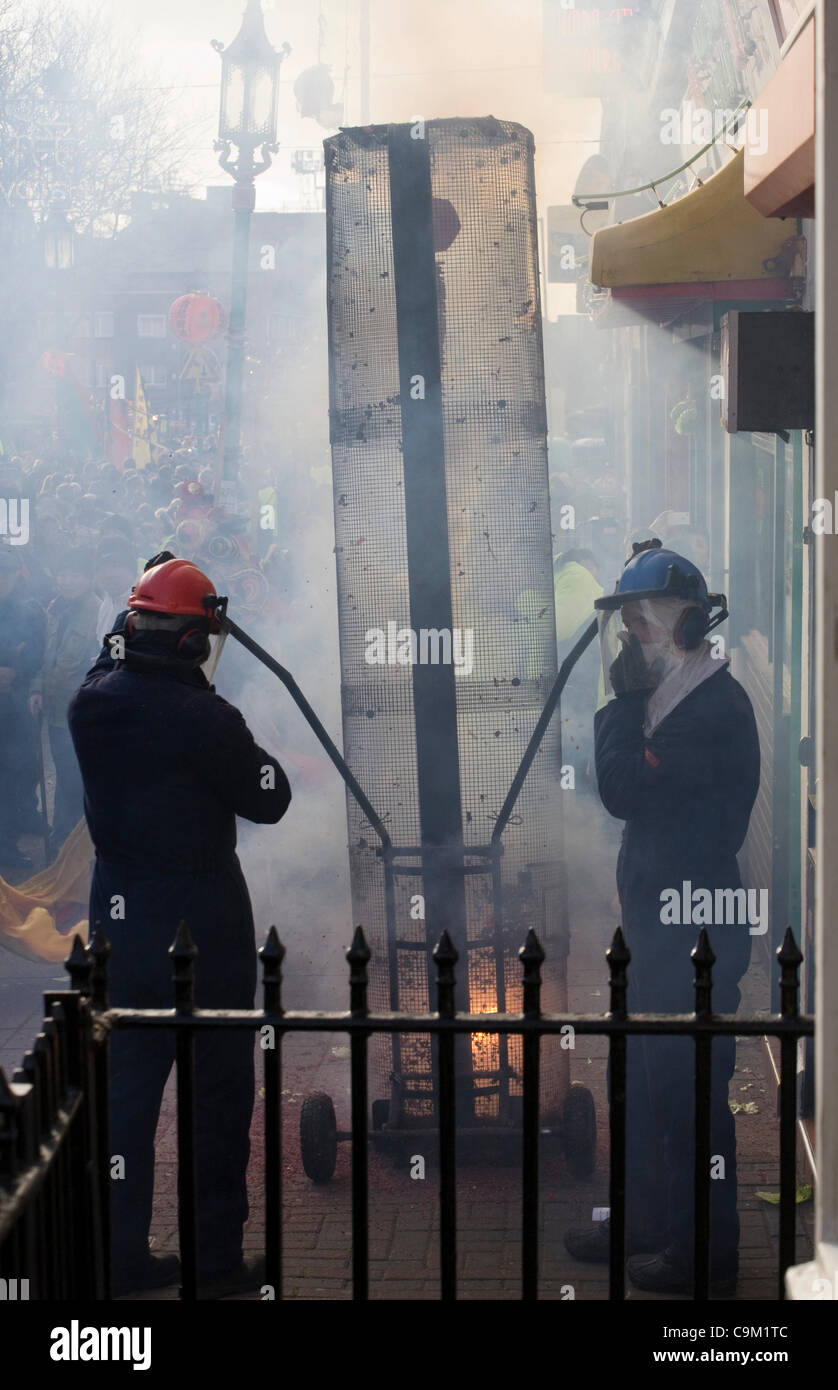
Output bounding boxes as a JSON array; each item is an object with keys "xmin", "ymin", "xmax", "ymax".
[
  {"xmin": 0, "ymin": 964, "xmax": 110, "ymax": 1301},
  {"xmin": 0, "ymin": 922, "xmax": 813, "ymax": 1302}
]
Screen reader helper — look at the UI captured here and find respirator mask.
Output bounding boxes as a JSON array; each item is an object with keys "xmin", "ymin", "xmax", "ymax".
[{"xmin": 598, "ymin": 597, "xmax": 707, "ymax": 700}]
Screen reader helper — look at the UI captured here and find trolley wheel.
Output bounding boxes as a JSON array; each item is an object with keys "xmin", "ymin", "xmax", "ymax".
[
  {"xmin": 371, "ymin": 1098, "xmax": 390, "ymax": 1131},
  {"xmin": 562, "ymin": 1083, "xmax": 596, "ymax": 1178},
  {"xmin": 300, "ymin": 1092, "xmax": 338, "ymax": 1183}
]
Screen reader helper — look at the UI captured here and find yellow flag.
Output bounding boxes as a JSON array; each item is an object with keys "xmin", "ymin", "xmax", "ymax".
[
  {"xmin": 132, "ymin": 367, "xmax": 152, "ymax": 470},
  {"xmin": 0, "ymin": 819, "xmax": 92, "ymax": 963}
]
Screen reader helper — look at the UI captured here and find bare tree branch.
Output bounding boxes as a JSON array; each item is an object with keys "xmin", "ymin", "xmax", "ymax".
[{"xmin": 0, "ymin": 0, "xmax": 200, "ymax": 233}]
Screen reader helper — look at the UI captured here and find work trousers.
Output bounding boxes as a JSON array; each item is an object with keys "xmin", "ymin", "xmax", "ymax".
[
  {"xmin": 90, "ymin": 857, "xmax": 257, "ymax": 1281},
  {"xmin": 622, "ymin": 944, "xmax": 743, "ymax": 1275},
  {"xmin": 108, "ymin": 1027, "xmax": 255, "ymax": 1278}
]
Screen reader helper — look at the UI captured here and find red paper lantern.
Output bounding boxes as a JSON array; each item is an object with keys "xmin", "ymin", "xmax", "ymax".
[
  {"xmin": 431, "ymin": 197, "xmax": 461, "ymax": 253},
  {"xmin": 40, "ymin": 348, "xmax": 69, "ymax": 377},
  {"xmin": 169, "ymin": 292, "xmax": 227, "ymax": 345}
]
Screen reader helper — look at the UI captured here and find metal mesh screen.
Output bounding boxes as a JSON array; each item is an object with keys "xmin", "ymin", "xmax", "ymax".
[{"xmin": 326, "ymin": 118, "xmax": 564, "ymax": 1124}]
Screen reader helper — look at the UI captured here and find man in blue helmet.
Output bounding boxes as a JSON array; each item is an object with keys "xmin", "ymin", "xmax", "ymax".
[{"xmin": 564, "ymin": 539, "xmax": 760, "ymax": 1294}]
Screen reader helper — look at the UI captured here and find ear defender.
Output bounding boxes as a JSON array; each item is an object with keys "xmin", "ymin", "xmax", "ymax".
[
  {"xmin": 674, "ymin": 606, "xmax": 709, "ymax": 651},
  {"xmin": 176, "ymin": 627, "xmax": 211, "ymax": 664}
]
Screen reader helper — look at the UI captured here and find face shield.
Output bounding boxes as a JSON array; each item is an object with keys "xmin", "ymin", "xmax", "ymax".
[
  {"xmin": 201, "ymin": 629, "xmax": 228, "ymax": 684},
  {"xmin": 598, "ymin": 596, "xmax": 705, "ymax": 701}
]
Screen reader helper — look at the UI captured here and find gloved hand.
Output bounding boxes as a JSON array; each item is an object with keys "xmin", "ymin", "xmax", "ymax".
[
  {"xmin": 143, "ymin": 550, "xmax": 176, "ymax": 572},
  {"xmin": 609, "ymin": 632, "xmax": 653, "ymax": 698}
]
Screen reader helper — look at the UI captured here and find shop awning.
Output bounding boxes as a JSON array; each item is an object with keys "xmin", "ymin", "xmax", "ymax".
[
  {"xmin": 744, "ymin": 13, "xmax": 814, "ymax": 219},
  {"xmin": 589, "ymin": 149, "xmax": 795, "ymax": 309}
]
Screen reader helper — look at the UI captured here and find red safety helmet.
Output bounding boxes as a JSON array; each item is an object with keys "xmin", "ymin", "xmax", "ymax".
[{"xmin": 127, "ymin": 558, "xmax": 221, "ymax": 632}]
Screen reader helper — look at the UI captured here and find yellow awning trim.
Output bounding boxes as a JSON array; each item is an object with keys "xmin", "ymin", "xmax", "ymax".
[{"xmin": 590, "ymin": 149, "xmax": 791, "ymax": 289}]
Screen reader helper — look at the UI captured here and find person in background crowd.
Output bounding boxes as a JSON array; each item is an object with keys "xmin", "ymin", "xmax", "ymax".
[
  {"xmin": 553, "ymin": 548, "xmax": 603, "ymax": 785},
  {"xmin": 94, "ymin": 542, "xmax": 139, "ymax": 649},
  {"xmin": 131, "ymin": 504, "xmax": 158, "ymax": 556},
  {"xmin": 260, "ymin": 544, "xmax": 295, "ymax": 617},
  {"xmin": 123, "ymin": 473, "xmax": 146, "ymax": 508},
  {"xmin": 0, "ymin": 546, "xmax": 46, "ymax": 874},
  {"xmin": 21, "ymin": 506, "xmax": 63, "ymax": 607},
  {"xmin": 153, "ymin": 506, "xmax": 175, "ymax": 546},
  {"xmin": 96, "ymin": 513, "xmax": 136, "ymax": 572},
  {"xmin": 661, "ymin": 525, "xmax": 710, "ymax": 574},
  {"xmin": 647, "ymin": 513, "xmax": 711, "ymax": 577},
  {"xmin": 72, "ymin": 494, "xmax": 104, "ymax": 549},
  {"xmin": 90, "ymin": 464, "xmax": 124, "ymax": 508},
  {"xmin": 55, "ymin": 481, "xmax": 81, "ymax": 517},
  {"xmin": 554, "ymin": 548, "xmax": 602, "ymax": 644},
  {"xmin": 30, "ymin": 546, "xmax": 100, "ymax": 860},
  {"xmin": 148, "ymin": 463, "xmax": 173, "ymax": 509}
]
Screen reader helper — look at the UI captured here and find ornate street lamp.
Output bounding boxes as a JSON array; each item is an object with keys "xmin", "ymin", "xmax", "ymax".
[
  {"xmin": 42, "ymin": 204, "xmax": 74, "ymax": 270},
  {"xmin": 212, "ymin": 0, "xmax": 290, "ymax": 509},
  {"xmin": 40, "ymin": 204, "xmax": 76, "ymax": 459}
]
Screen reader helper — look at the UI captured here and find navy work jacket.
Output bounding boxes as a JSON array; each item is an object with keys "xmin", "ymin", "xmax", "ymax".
[
  {"xmin": 594, "ymin": 667, "xmax": 760, "ymax": 1009},
  {"xmin": 67, "ymin": 633, "xmax": 291, "ymax": 1007}
]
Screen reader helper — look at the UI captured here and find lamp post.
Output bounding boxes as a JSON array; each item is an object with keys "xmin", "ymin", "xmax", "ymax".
[
  {"xmin": 42, "ymin": 203, "xmax": 74, "ymax": 270},
  {"xmin": 41, "ymin": 204, "xmax": 75, "ymax": 457},
  {"xmin": 213, "ymin": 0, "xmax": 289, "ymax": 513}
]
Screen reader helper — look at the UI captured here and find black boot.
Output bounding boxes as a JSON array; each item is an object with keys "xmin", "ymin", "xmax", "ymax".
[
  {"xmin": 112, "ymin": 1253, "xmax": 181, "ymax": 1298},
  {"xmin": 564, "ymin": 1219, "xmax": 666, "ymax": 1264},
  {"xmin": 627, "ymin": 1248, "xmax": 738, "ymax": 1296},
  {"xmin": 196, "ymin": 1255, "xmax": 267, "ymax": 1300}
]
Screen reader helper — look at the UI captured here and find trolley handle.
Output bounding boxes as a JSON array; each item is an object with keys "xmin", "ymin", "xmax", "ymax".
[
  {"xmin": 218, "ymin": 607, "xmax": 392, "ymax": 852},
  {"xmin": 491, "ymin": 617, "xmax": 599, "ymax": 845}
]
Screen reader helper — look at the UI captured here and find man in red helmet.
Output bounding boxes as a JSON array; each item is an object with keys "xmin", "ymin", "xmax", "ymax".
[{"xmin": 68, "ymin": 554, "xmax": 291, "ymax": 1299}]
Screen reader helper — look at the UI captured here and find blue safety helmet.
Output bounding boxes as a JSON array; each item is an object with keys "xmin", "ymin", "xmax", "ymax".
[{"xmin": 595, "ymin": 539, "xmax": 728, "ymax": 633}]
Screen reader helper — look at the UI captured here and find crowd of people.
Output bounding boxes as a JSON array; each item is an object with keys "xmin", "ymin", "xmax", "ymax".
[{"xmin": 0, "ymin": 433, "xmax": 301, "ymax": 877}]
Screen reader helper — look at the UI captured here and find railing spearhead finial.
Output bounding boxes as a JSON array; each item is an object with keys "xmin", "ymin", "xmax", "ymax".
[
  {"xmin": 691, "ymin": 928, "xmax": 716, "ymax": 1017},
  {"xmin": 777, "ymin": 926, "xmax": 803, "ymax": 1018},
  {"xmin": 520, "ymin": 928, "xmax": 545, "ymax": 1017},
  {"xmin": 347, "ymin": 926, "xmax": 372, "ymax": 1016},
  {"xmin": 169, "ymin": 921, "xmax": 198, "ymax": 1014},
  {"xmin": 607, "ymin": 926, "xmax": 631, "ymax": 1018},
  {"xmin": 88, "ymin": 922, "xmax": 111, "ymax": 1009},
  {"xmin": 433, "ymin": 931, "xmax": 458, "ymax": 1019},
  {"xmin": 260, "ymin": 926, "xmax": 285, "ymax": 1013}
]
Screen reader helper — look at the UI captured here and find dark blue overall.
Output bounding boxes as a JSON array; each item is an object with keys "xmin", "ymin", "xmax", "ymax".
[
  {"xmin": 594, "ymin": 667, "xmax": 760, "ymax": 1275},
  {"xmin": 68, "ymin": 635, "xmax": 291, "ymax": 1280}
]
